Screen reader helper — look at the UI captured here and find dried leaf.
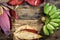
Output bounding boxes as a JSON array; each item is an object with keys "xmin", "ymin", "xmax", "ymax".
[
  {"xmin": 0, "ymin": 8, "xmax": 10, "ymax": 35},
  {"xmin": 0, "ymin": 6, "xmax": 3, "ymax": 15},
  {"xmin": 14, "ymin": 31, "xmax": 42, "ymax": 39},
  {"xmin": 9, "ymin": 9, "xmax": 18, "ymax": 19},
  {"xmin": 14, "ymin": 25, "xmax": 42, "ymax": 39}
]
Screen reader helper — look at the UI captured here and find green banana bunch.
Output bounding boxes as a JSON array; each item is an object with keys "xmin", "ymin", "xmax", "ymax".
[{"xmin": 43, "ymin": 3, "xmax": 60, "ymax": 35}]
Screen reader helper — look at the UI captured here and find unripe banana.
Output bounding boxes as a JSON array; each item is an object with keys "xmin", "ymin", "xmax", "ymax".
[
  {"xmin": 44, "ymin": 3, "xmax": 52, "ymax": 14},
  {"xmin": 49, "ymin": 30, "xmax": 54, "ymax": 34},
  {"xmin": 47, "ymin": 24, "xmax": 55, "ymax": 30},
  {"xmin": 51, "ymin": 19, "xmax": 60, "ymax": 23},
  {"xmin": 43, "ymin": 25, "xmax": 49, "ymax": 35},
  {"xmin": 49, "ymin": 5, "xmax": 57, "ymax": 16},
  {"xmin": 50, "ymin": 11, "xmax": 60, "ymax": 19},
  {"xmin": 43, "ymin": 3, "xmax": 60, "ymax": 35},
  {"xmin": 56, "ymin": 15, "xmax": 60, "ymax": 19},
  {"xmin": 50, "ymin": 22, "xmax": 59, "ymax": 29},
  {"xmin": 44, "ymin": 3, "xmax": 49, "ymax": 14},
  {"xmin": 45, "ymin": 6, "xmax": 52, "ymax": 14},
  {"xmin": 55, "ymin": 9, "xmax": 60, "ymax": 18},
  {"xmin": 50, "ymin": 22, "xmax": 59, "ymax": 26}
]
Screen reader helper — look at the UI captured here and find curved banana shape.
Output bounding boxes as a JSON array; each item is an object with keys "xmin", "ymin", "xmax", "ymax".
[{"xmin": 43, "ymin": 3, "xmax": 60, "ymax": 35}]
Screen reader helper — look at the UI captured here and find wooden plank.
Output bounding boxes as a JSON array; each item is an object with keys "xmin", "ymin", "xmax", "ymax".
[{"xmin": 12, "ymin": 20, "xmax": 44, "ymax": 32}]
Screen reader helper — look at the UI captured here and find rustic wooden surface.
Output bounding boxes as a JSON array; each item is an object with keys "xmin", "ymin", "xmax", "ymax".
[{"xmin": 0, "ymin": 0, "xmax": 60, "ymax": 40}]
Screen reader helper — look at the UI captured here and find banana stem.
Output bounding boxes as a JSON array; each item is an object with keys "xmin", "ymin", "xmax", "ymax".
[{"xmin": 41, "ymin": 16, "xmax": 46, "ymax": 22}]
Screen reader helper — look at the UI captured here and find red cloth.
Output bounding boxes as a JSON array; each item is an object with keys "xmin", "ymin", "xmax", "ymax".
[
  {"xmin": 25, "ymin": 0, "xmax": 44, "ymax": 6},
  {"xmin": 8, "ymin": 0, "xmax": 24, "ymax": 6},
  {"xmin": 7, "ymin": 0, "xmax": 44, "ymax": 6}
]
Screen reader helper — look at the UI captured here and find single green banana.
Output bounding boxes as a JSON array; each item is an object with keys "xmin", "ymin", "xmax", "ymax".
[
  {"xmin": 47, "ymin": 24, "xmax": 55, "ymax": 30},
  {"xmin": 56, "ymin": 15, "xmax": 60, "ymax": 19},
  {"xmin": 55, "ymin": 9, "xmax": 60, "ymax": 18},
  {"xmin": 44, "ymin": 4, "xmax": 52, "ymax": 14},
  {"xmin": 45, "ymin": 6, "xmax": 52, "ymax": 14},
  {"xmin": 58, "ymin": 23, "xmax": 60, "ymax": 26},
  {"xmin": 50, "ymin": 22, "xmax": 59, "ymax": 29},
  {"xmin": 43, "ymin": 25, "xmax": 49, "ymax": 35},
  {"xmin": 49, "ymin": 5, "xmax": 57, "ymax": 16},
  {"xmin": 50, "ymin": 11, "xmax": 60, "ymax": 19},
  {"xmin": 50, "ymin": 22, "xmax": 59, "ymax": 27},
  {"xmin": 49, "ymin": 30, "xmax": 54, "ymax": 34},
  {"xmin": 44, "ymin": 3, "xmax": 49, "ymax": 14},
  {"xmin": 51, "ymin": 19, "xmax": 60, "ymax": 23}
]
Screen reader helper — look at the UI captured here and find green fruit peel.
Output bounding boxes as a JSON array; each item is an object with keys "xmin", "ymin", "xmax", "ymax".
[{"xmin": 43, "ymin": 3, "xmax": 60, "ymax": 35}]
